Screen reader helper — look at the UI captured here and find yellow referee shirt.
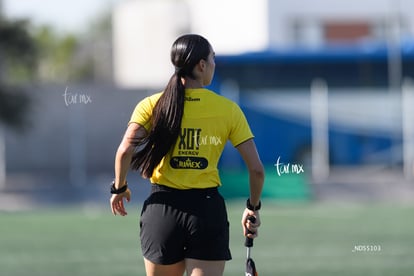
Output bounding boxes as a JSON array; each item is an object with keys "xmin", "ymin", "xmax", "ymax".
[{"xmin": 129, "ymin": 88, "xmax": 254, "ymax": 189}]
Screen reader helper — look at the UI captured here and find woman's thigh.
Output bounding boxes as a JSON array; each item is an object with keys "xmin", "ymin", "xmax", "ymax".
[
  {"xmin": 144, "ymin": 258, "xmax": 185, "ymax": 276},
  {"xmin": 185, "ymin": 259, "xmax": 225, "ymax": 276}
]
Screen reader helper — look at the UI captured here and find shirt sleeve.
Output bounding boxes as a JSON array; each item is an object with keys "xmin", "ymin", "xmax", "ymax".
[
  {"xmin": 229, "ymin": 103, "xmax": 254, "ymax": 147},
  {"xmin": 128, "ymin": 93, "xmax": 162, "ymax": 131}
]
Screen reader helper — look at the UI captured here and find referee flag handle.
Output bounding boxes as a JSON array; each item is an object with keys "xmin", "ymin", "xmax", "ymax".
[{"xmin": 244, "ymin": 216, "xmax": 256, "ymax": 247}]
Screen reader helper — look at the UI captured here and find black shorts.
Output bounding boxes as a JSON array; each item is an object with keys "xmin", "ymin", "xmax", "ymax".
[{"xmin": 140, "ymin": 184, "xmax": 232, "ymax": 265}]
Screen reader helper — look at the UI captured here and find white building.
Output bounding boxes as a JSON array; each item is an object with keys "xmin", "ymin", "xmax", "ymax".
[{"xmin": 113, "ymin": 0, "xmax": 414, "ymax": 88}]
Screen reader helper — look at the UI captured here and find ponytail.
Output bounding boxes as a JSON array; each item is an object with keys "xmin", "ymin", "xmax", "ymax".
[
  {"xmin": 130, "ymin": 34, "xmax": 211, "ymax": 178},
  {"xmin": 130, "ymin": 72, "xmax": 185, "ymax": 178}
]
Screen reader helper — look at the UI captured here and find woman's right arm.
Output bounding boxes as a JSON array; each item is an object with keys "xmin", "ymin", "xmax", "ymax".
[
  {"xmin": 111, "ymin": 123, "xmax": 147, "ymax": 216},
  {"xmin": 236, "ymin": 139, "xmax": 265, "ymax": 238},
  {"xmin": 114, "ymin": 123, "xmax": 147, "ymax": 188}
]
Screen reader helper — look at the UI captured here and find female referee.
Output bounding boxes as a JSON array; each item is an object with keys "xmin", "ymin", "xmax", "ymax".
[{"xmin": 110, "ymin": 34, "xmax": 264, "ymax": 276}]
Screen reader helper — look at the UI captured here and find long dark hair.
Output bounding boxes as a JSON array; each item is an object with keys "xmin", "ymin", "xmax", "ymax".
[{"xmin": 131, "ymin": 34, "xmax": 211, "ymax": 178}]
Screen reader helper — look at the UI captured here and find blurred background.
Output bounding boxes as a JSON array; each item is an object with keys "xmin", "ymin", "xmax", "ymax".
[{"xmin": 1, "ymin": 0, "xmax": 414, "ymax": 275}]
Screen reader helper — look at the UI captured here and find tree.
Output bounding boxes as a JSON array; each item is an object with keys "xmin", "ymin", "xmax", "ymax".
[{"xmin": 0, "ymin": 17, "xmax": 36, "ymax": 129}]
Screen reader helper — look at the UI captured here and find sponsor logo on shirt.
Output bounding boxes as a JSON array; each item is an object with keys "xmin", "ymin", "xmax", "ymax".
[
  {"xmin": 185, "ymin": 96, "xmax": 201, "ymax": 102},
  {"xmin": 170, "ymin": 157, "xmax": 208, "ymax": 169},
  {"xmin": 179, "ymin": 128, "xmax": 202, "ymax": 150},
  {"xmin": 171, "ymin": 128, "xmax": 223, "ymax": 170}
]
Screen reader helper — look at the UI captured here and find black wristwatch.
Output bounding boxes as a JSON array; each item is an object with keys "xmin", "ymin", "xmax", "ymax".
[
  {"xmin": 110, "ymin": 180, "xmax": 128, "ymax": 194},
  {"xmin": 246, "ymin": 198, "xmax": 261, "ymax": 211}
]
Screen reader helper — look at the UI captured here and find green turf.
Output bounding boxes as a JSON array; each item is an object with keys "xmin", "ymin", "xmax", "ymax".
[
  {"xmin": 220, "ymin": 167, "xmax": 311, "ymax": 200},
  {"xmin": 1, "ymin": 202, "xmax": 413, "ymax": 276}
]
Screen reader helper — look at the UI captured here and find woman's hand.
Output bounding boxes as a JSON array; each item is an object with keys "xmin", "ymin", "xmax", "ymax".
[
  {"xmin": 110, "ymin": 189, "xmax": 131, "ymax": 216},
  {"xmin": 241, "ymin": 208, "xmax": 261, "ymax": 239}
]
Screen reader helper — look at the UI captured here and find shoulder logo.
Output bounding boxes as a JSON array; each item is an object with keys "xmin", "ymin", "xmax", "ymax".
[{"xmin": 185, "ymin": 96, "xmax": 201, "ymax": 102}]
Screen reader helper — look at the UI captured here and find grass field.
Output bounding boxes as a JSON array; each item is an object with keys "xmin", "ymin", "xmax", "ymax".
[{"xmin": 1, "ymin": 201, "xmax": 413, "ymax": 276}]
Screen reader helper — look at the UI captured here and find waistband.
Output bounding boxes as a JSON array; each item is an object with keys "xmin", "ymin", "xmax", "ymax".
[{"xmin": 151, "ymin": 183, "xmax": 218, "ymax": 194}]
